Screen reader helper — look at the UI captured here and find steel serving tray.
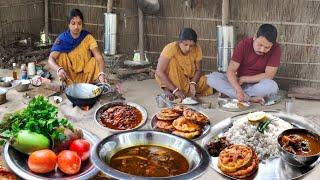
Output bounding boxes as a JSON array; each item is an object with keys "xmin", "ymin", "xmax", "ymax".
[{"xmin": 201, "ymin": 110, "xmax": 320, "ymax": 179}]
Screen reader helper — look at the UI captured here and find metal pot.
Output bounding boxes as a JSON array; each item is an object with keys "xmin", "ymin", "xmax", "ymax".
[
  {"xmin": 65, "ymin": 83, "xmax": 111, "ymax": 107},
  {"xmin": 0, "ymin": 87, "xmax": 8, "ymax": 105},
  {"xmin": 137, "ymin": 0, "xmax": 160, "ymax": 15}
]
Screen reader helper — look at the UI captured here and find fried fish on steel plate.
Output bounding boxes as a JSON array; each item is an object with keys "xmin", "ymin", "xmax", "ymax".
[
  {"xmin": 218, "ymin": 144, "xmax": 259, "ymax": 179},
  {"xmin": 156, "ymin": 108, "xmax": 181, "ymax": 121},
  {"xmin": 183, "ymin": 108, "xmax": 209, "ymax": 125}
]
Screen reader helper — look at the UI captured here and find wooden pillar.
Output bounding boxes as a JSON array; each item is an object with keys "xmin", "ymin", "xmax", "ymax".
[
  {"xmin": 138, "ymin": 6, "xmax": 144, "ymax": 61},
  {"xmin": 44, "ymin": 0, "xmax": 49, "ymax": 36},
  {"xmin": 107, "ymin": 0, "xmax": 113, "ymax": 13},
  {"xmin": 222, "ymin": 0, "xmax": 229, "ymax": 25}
]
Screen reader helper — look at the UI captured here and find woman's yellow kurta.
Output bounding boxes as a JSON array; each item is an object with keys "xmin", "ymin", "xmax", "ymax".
[
  {"xmin": 155, "ymin": 42, "xmax": 213, "ymax": 96},
  {"xmin": 57, "ymin": 34, "xmax": 100, "ymax": 85}
]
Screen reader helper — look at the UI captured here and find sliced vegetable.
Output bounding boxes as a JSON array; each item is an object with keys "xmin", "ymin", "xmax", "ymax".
[
  {"xmin": 28, "ymin": 149, "xmax": 57, "ymax": 173},
  {"xmin": 57, "ymin": 150, "xmax": 81, "ymax": 175},
  {"xmin": 11, "ymin": 130, "xmax": 50, "ymax": 154},
  {"xmin": 257, "ymin": 120, "xmax": 272, "ymax": 134}
]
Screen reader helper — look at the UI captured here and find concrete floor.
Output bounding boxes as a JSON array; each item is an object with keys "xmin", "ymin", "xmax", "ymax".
[{"xmin": 1, "ymin": 68, "xmax": 320, "ymax": 179}]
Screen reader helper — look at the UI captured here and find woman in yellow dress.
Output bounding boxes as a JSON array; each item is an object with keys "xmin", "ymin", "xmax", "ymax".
[
  {"xmin": 155, "ymin": 28, "xmax": 213, "ymax": 100},
  {"xmin": 48, "ymin": 8, "xmax": 107, "ymax": 85}
]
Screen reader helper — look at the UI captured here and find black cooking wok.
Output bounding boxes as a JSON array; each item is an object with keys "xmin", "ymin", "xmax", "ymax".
[{"xmin": 65, "ymin": 83, "xmax": 111, "ymax": 108}]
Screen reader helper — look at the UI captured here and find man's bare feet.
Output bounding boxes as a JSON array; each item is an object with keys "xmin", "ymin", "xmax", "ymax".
[{"xmin": 249, "ymin": 96, "xmax": 265, "ymax": 104}]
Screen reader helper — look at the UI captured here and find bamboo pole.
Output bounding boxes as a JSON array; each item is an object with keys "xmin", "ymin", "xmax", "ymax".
[
  {"xmin": 107, "ymin": 0, "xmax": 113, "ymax": 13},
  {"xmin": 138, "ymin": 5, "xmax": 144, "ymax": 61},
  {"xmin": 44, "ymin": 0, "xmax": 48, "ymax": 37},
  {"xmin": 222, "ymin": 0, "xmax": 229, "ymax": 25}
]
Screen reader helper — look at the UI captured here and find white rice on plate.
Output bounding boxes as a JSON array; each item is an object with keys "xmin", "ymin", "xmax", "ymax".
[{"xmin": 224, "ymin": 113, "xmax": 293, "ymax": 160}]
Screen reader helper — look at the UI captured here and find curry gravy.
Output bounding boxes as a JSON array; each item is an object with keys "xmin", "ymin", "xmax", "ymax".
[
  {"xmin": 280, "ymin": 132, "xmax": 320, "ymax": 156},
  {"xmin": 109, "ymin": 145, "xmax": 189, "ymax": 177}
]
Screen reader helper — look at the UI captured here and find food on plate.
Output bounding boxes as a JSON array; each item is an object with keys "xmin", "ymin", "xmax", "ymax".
[
  {"xmin": 28, "ymin": 149, "xmax": 57, "ymax": 174},
  {"xmin": 52, "ymin": 128, "xmax": 83, "ymax": 153},
  {"xmin": 172, "ymin": 130, "xmax": 201, "ymax": 139},
  {"xmin": 181, "ymin": 97, "xmax": 198, "ymax": 104},
  {"xmin": 153, "ymin": 105, "xmax": 209, "ymax": 139},
  {"xmin": 11, "ymin": 130, "xmax": 50, "ymax": 155},
  {"xmin": 218, "ymin": 144, "xmax": 259, "ymax": 179},
  {"xmin": 69, "ymin": 139, "xmax": 91, "ymax": 161},
  {"xmin": 205, "ymin": 137, "xmax": 231, "ymax": 157},
  {"xmin": 156, "ymin": 108, "xmax": 181, "ymax": 121},
  {"xmin": 222, "ymin": 99, "xmax": 249, "ymax": 110},
  {"xmin": 183, "ymin": 108, "xmax": 209, "ymax": 124},
  {"xmin": 224, "ymin": 112, "xmax": 293, "ymax": 159},
  {"xmin": 57, "ymin": 150, "xmax": 82, "ymax": 175},
  {"xmin": 172, "ymin": 116, "xmax": 201, "ymax": 132},
  {"xmin": 172, "ymin": 105, "xmax": 185, "ymax": 114},
  {"xmin": 0, "ymin": 165, "xmax": 16, "ymax": 180},
  {"xmin": 99, "ymin": 104, "xmax": 142, "ymax": 130},
  {"xmin": 109, "ymin": 145, "xmax": 189, "ymax": 177},
  {"xmin": 247, "ymin": 111, "xmax": 267, "ymax": 124},
  {"xmin": 218, "ymin": 145, "xmax": 254, "ymax": 173},
  {"xmin": 279, "ymin": 131, "xmax": 320, "ymax": 156},
  {"xmin": 155, "ymin": 120, "xmax": 175, "ymax": 131}
]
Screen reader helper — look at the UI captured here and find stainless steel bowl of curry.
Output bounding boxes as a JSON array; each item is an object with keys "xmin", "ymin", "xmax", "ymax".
[
  {"xmin": 90, "ymin": 130, "xmax": 210, "ymax": 179},
  {"xmin": 278, "ymin": 128, "xmax": 320, "ymax": 167}
]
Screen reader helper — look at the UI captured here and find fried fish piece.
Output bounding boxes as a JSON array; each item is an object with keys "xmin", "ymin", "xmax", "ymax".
[
  {"xmin": 172, "ymin": 116, "xmax": 201, "ymax": 132},
  {"xmin": 183, "ymin": 109, "xmax": 209, "ymax": 124},
  {"xmin": 218, "ymin": 144, "xmax": 253, "ymax": 173},
  {"xmin": 225, "ymin": 152, "xmax": 259, "ymax": 179},
  {"xmin": 155, "ymin": 120, "xmax": 175, "ymax": 131},
  {"xmin": 156, "ymin": 108, "xmax": 181, "ymax": 120},
  {"xmin": 172, "ymin": 130, "xmax": 201, "ymax": 139}
]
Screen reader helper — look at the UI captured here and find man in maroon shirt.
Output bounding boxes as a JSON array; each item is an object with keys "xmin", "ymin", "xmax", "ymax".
[{"xmin": 207, "ymin": 24, "xmax": 280, "ymax": 103}]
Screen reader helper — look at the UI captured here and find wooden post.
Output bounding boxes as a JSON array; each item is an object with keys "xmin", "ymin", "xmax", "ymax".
[
  {"xmin": 222, "ymin": 0, "xmax": 229, "ymax": 25},
  {"xmin": 44, "ymin": 0, "xmax": 49, "ymax": 37},
  {"xmin": 107, "ymin": 0, "xmax": 113, "ymax": 13},
  {"xmin": 138, "ymin": 6, "xmax": 144, "ymax": 61}
]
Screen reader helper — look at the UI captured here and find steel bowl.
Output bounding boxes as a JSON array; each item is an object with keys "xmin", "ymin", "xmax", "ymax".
[
  {"xmin": 0, "ymin": 77, "xmax": 13, "ymax": 87},
  {"xmin": 278, "ymin": 128, "xmax": 320, "ymax": 167},
  {"xmin": 94, "ymin": 101, "xmax": 148, "ymax": 132},
  {"xmin": 91, "ymin": 130, "xmax": 210, "ymax": 180},
  {"xmin": 4, "ymin": 129, "xmax": 100, "ymax": 180},
  {"xmin": 14, "ymin": 80, "xmax": 30, "ymax": 92}
]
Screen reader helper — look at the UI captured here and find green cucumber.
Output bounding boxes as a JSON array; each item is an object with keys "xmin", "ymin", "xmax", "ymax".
[{"xmin": 11, "ymin": 130, "xmax": 50, "ymax": 154}]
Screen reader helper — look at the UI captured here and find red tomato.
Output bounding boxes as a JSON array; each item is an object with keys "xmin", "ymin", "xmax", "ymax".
[
  {"xmin": 69, "ymin": 139, "xmax": 91, "ymax": 161},
  {"xmin": 28, "ymin": 149, "xmax": 57, "ymax": 174},
  {"xmin": 57, "ymin": 150, "xmax": 81, "ymax": 175}
]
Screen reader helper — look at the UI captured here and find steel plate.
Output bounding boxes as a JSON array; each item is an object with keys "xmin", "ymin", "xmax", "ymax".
[
  {"xmin": 201, "ymin": 110, "xmax": 320, "ymax": 180},
  {"xmin": 150, "ymin": 108, "xmax": 211, "ymax": 141},
  {"xmin": 94, "ymin": 101, "xmax": 148, "ymax": 132},
  {"xmin": 4, "ymin": 129, "xmax": 100, "ymax": 180}
]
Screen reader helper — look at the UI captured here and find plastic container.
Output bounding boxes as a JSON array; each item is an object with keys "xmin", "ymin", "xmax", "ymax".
[
  {"xmin": 20, "ymin": 64, "xmax": 28, "ymax": 80},
  {"xmin": 27, "ymin": 62, "xmax": 36, "ymax": 76}
]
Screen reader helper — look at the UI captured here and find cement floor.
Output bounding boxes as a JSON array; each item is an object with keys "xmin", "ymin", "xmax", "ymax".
[{"xmin": 1, "ymin": 69, "xmax": 320, "ymax": 179}]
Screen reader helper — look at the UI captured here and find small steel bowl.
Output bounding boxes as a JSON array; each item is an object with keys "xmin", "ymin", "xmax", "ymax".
[
  {"xmin": 94, "ymin": 101, "xmax": 148, "ymax": 133},
  {"xmin": 14, "ymin": 80, "xmax": 30, "ymax": 92},
  {"xmin": 277, "ymin": 128, "xmax": 320, "ymax": 167},
  {"xmin": 0, "ymin": 77, "xmax": 13, "ymax": 87},
  {"xmin": 91, "ymin": 130, "xmax": 210, "ymax": 180}
]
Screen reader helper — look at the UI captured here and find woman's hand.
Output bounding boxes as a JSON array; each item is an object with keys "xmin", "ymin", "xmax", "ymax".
[
  {"xmin": 98, "ymin": 74, "xmax": 108, "ymax": 84},
  {"xmin": 57, "ymin": 68, "xmax": 70, "ymax": 81},
  {"xmin": 174, "ymin": 89, "xmax": 186, "ymax": 100},
  {"xmin": 189, "ymin": 83, "xmax": 196, "ymax": 97}
]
